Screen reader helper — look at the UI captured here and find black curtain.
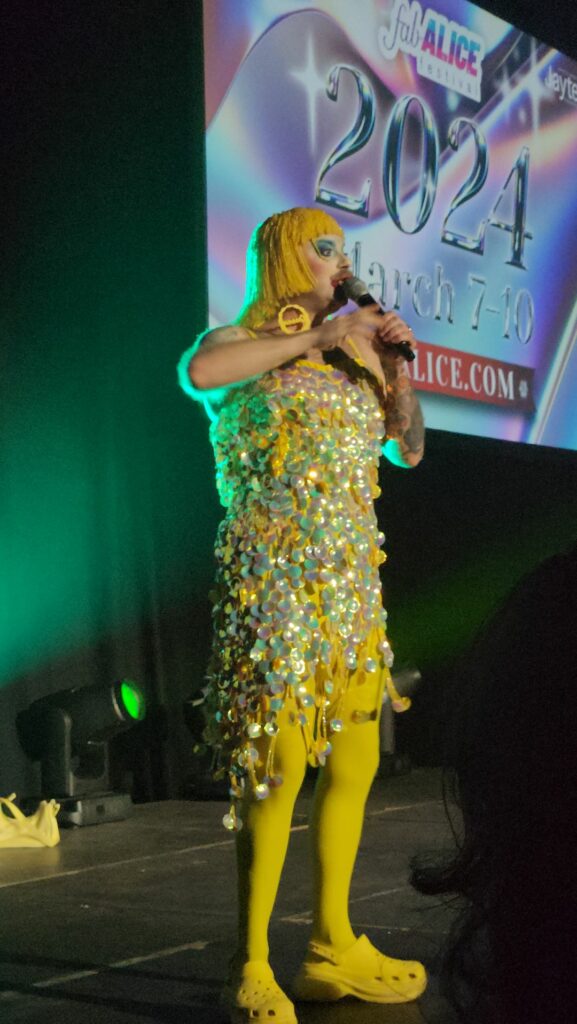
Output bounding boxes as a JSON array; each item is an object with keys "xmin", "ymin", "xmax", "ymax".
[{"xmin": 2, "ymin": 1, "xmax": 577, "ymax": 800}]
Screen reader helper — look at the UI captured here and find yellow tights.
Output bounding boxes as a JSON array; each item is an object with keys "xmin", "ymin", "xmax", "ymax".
[{"xmin": 234, "ymin": 685, "xmax": 382, "ymax": 966}]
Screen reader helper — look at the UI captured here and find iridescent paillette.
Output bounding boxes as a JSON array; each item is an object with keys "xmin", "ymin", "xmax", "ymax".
[{"xmin": 203, "ymin": 355, "xmax": 408, "ymax": 829}]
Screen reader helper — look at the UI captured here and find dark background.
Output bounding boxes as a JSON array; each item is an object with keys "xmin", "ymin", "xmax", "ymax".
[{"xmin": 2, "ymin": 0, "xmax": 577, "ymax": 800}]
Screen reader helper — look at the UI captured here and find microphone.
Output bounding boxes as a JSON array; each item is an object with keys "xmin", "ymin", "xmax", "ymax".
[{"xmin": 337, "ymin": 276, "xmax": 415, "ymax": 362}]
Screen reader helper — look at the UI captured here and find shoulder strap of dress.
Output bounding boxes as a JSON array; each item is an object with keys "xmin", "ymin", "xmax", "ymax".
[{"xmin": 345, "ymin": 335, "xmax": 364, "ymax": 361}]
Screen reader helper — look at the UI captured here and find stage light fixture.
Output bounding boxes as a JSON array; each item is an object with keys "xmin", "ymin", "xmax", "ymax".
[
  {"xmin": 380, "ymin": 664, "xmax": 422, "ymax": 775},
  {"xmin": 17, "ymin": 679, "xmax": 146, "ymax": 826}
]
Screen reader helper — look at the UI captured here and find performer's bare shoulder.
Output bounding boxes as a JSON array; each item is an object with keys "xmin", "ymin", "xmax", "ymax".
[{"xmin": 198, "ymin": 324, "xmax": 252, "ymax": 351}]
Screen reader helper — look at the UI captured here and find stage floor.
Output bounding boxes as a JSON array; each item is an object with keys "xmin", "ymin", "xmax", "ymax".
[{"xmin": 0, "ymin": 768, "xmax": 459, "ymax": 1023}]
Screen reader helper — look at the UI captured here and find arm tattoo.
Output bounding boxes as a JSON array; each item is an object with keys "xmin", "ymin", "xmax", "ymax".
[
  {"xmin": 382, "ymin": 364, "xmax": 425, "ymax": 465},
  {"xmin": 399, "ymin": 397, "xmax": 425, "ymax": 457}
]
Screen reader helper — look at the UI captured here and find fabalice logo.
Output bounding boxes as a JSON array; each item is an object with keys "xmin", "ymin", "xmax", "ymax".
[{"xmin": 379, "ymin": 0, "xmax": 485, "ymax": 102}]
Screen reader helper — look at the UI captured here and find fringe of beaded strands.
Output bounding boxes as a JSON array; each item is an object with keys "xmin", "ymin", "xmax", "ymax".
[
  {"xmin": 222, "ymin": 735, "xmax": 281, "ymax": 832},
  {"xmin": 220, "ymin": 633, "xmax": 409, "ymax": 832},
  {"xmin": 220, "ymin": 678, "xmax": 338, "ymax": 833},
  {"xmin": 220, "ymin": 697, "xmax": 282, "ymax": 832}
]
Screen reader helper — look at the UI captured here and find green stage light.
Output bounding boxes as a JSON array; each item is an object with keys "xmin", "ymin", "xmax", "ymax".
[
  {"xmin": 119, "ymin": 680, "xmax": 145, "ymax": 721},
  {"xmin": 17, "ymin": 679, "xmax": 147, "ymax": 826}
]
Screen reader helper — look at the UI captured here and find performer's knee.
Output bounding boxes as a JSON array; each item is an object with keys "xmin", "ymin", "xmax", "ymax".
[
  {"xmin": 273, "ymin": 739, "xmax": 309, "ymax": 798},
  {"xmin": 322, "ymin": 724, "xmax": 380, "ymax": 792}
]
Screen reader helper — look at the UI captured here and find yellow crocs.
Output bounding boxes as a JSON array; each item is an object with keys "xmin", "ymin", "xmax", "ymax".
[
  {"xmin": 292, "ymin": 933, "xmax": 427, "ymax": 1004},
  {"xmin": 222, "ymin": 960, "xmax": 298, "ymax": 1024}
]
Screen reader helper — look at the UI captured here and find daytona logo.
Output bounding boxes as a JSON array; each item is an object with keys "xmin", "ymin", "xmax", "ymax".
[{"xmin": 544, "ymin": 66, "xmax": 577, "ymax": 105}]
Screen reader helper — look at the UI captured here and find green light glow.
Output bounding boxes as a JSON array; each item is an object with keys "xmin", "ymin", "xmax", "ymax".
[
  {"xmin": 0, "ymin": 4, "xmax": 213, "ymax": 697},
  {"xmin": 120, "ymin": 680, "xmax": 146, "ymax": 720}
]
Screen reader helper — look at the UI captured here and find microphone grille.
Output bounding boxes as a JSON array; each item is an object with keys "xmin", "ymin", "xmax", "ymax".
[{"xmin": 340, "ymin": 276, "xmax": 369, "ymax": 301}]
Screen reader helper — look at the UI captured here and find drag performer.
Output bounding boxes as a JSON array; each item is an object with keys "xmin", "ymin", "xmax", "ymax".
[{"xmin": 179, "ymin": 207, "xmax": 426, "ymax": 1023}]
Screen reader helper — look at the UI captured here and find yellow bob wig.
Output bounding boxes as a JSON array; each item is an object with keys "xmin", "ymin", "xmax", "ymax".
[{"xmin": 236, "ymin": 207, "xmax": 344, "ymax": 330}]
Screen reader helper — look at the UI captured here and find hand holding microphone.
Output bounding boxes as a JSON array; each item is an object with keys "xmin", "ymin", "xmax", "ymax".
[{"xmin": 336, "ymin": 276, "xmax": 416, "ymax": 362}]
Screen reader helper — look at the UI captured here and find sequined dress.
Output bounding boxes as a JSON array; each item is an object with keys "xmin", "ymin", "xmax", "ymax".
[{"xmin": 204, "ymin": 351, "xmax": 408, "ymax": 825}]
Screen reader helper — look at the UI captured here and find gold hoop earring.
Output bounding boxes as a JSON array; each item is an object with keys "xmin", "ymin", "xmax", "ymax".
[{"xmin": 277, "ymin": 304, "xmax": 312, "ymax": 334}]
